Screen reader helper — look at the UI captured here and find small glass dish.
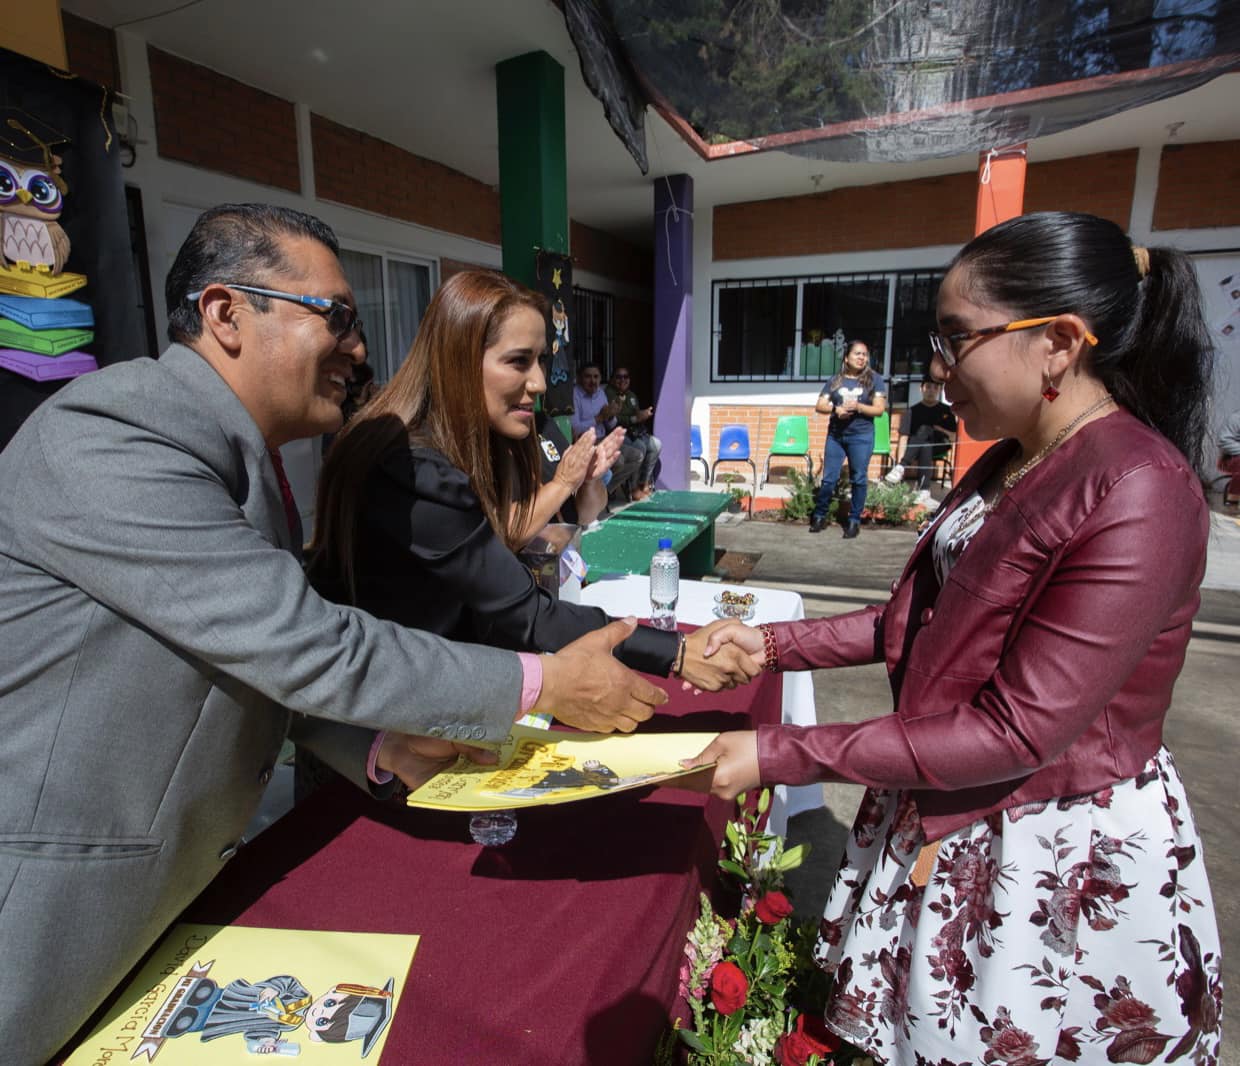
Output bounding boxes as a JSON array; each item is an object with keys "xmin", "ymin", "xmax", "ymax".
[{"xmin": 713, "ymin": 591, "xmax": 757, "ymax": 621}]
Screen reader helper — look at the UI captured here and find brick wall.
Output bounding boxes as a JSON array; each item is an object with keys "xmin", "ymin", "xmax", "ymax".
[
  {"xmin": 1153, "ymin": 140, "xmax": 1240, "ymax": 230},
  {"xmin": 148, "ymin": 47, "xmax": 299, "ymax": 192},
  {"xmin": 571, "ymin": 220, "xmax": 652, "ymax": 287},
  {"xmin": 312, "ymin": 114, "xmax": 501, "ymax": 245},
  {"xmin": 713, "ymin": 150, "xmax": 1143, "ymax": 261},
  {"xmin": 703, "ymin": 404, "xmax": 908, "ymax": 487},
  {"xmin": 62, "ymin": 12, "xmax": 119, "ymax": 89},
  {"xmin": 699, "ymin": 404, "xmax": 922, "ymax": 488},
  {"xmin": 714, "ymin": 173, "xmax": 976, "ymax": 260},
  {"xmin": 1024, "ymin": 150, "xmax": 1138, "ymax": 228}
]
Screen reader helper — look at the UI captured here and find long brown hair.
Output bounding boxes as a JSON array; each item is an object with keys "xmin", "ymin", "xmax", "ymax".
[
  {"xmin": 308, "ymin": 270, "xmax": 548, "ymax": 600},
  {"xmin": 827, "ymin": 339, "xmax": 875, "ymax": 394}
]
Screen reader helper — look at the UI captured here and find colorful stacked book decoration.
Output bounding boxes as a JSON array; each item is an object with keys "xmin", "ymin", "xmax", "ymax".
[{"xmin": 0, "ymin": 109, "xmax": 96, "ymax": 383}]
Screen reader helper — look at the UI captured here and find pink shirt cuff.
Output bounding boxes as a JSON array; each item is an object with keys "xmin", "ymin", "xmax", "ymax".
[
  {"xmin": 367, "ymin": 732, "xmax": 393, "ymax": 785},
  {"xmin": 517, "ymin": 652, "xmax": 543, "ymax": 715}
]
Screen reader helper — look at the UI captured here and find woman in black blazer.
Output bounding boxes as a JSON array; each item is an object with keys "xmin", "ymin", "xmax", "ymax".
[{"xmin": 308, "ymin": 269, "xmax": 752, "ymax": 690}]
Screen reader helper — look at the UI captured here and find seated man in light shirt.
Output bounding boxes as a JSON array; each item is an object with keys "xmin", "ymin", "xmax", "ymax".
[{"xmin": 571, "ymin": 363, "xmax": 640, "ymax": 500}]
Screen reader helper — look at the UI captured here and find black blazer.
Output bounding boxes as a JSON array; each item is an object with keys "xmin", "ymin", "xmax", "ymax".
[{"xmin": 310, "ymin": 444, "xmax": 676, "ymax": 675}]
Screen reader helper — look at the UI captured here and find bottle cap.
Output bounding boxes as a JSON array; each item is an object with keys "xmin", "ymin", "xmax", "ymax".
[{"xmin": 658, "ymin": 538, "xmax": 673, "ymax": 550}]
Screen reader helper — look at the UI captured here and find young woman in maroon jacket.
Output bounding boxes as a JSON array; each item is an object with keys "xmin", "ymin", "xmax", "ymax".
[{"xmin": 686, "ymin": 213, "xmax": 1222, "ymax": 1064}]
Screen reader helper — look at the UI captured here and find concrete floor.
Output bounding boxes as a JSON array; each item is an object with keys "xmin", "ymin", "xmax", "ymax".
[{"xmin": 715, "ymin": 501, "xmax": 1239, "ymax": 1064}]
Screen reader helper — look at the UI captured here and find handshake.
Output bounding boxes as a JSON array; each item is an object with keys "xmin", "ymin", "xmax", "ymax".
[{"xmin": 381, "ymin": 617, "xmax": 768, "ymax": 795}]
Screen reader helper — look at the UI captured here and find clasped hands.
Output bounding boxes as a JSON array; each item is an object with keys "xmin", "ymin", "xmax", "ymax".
[{"xmin": 676, "ymin": 619, "xmax": 762, "ymax": 693}]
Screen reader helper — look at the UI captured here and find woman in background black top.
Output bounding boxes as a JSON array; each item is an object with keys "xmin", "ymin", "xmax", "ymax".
[{"xmin": 308, "ymin": 269, "xmax": 754, "ymax": 689}]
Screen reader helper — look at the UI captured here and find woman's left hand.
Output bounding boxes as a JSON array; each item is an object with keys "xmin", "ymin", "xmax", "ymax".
[
  {"xmin": 377, "ymin": 733, "xmax": 499, "ymax": 792},
  {"xmin": 587, "ymin": 426, "xmax": 627, "ymax": 481},
  {"xmin": 680, "ymin": 731, "xmax": 761, "ymax": 800}
]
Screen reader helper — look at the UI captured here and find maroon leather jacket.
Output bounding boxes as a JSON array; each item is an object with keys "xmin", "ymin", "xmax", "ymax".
[{"xmin": 758, "ymin": 409, "xmax": 1208, "ymax": 840}]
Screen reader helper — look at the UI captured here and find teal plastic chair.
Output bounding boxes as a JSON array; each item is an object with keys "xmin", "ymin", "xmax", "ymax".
[
  {"xmin": 760, "ymin": 415, "xmax": 813, "ymax": 489},
  {"xmin": 711, "ymin": 424, "xmax": 756, "ymax": 487}
]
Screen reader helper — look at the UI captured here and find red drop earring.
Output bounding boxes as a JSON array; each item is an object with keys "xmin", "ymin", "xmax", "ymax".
[{"xmin": 1042, "ymin": 374, "xmax": 1060, "ymax": 402}]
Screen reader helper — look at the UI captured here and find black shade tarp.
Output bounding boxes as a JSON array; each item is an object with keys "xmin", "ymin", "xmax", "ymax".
[{"xmin": 565, "ymin": 0, "xmax": 1240, "ymax": 166}]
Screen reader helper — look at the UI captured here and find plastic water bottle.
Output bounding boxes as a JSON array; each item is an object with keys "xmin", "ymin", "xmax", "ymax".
[
  {"xmin": 469, "ymin": 810, "xmax": 517, "ymax": 846},
  {"xmin": 650, "ymin": 538, "xmax": 680, "ymax": 630}
]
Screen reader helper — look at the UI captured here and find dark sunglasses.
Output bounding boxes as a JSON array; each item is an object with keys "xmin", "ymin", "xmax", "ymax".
[{"xmin": 187, "ymin": 283, "xmax": 362, "ymax": 341}]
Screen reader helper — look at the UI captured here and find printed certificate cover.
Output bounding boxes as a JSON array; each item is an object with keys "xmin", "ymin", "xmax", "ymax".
[
  {"xmin": 65, "ymin": 924, "xmax": 418, "ymax": 1063},
  {"xmin": 406, "ymin": 725, "xmax": 718, "ymax": 812}
]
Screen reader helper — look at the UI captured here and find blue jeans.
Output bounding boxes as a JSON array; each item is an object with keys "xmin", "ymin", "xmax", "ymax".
[{"xmin": 813, "ymin": 431, "xmax": 874, "ymax": 523}]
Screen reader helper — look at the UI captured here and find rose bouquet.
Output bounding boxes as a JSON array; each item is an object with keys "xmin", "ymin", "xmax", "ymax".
[{"xmin": 660, "ymin": 791, "xmax": 870, "ymax": 1066}]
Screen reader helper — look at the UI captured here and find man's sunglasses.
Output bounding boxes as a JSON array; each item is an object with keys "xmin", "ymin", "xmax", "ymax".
[{"xmin": 187, "ymin": 283, "xmax": 362, "ymax": 341}]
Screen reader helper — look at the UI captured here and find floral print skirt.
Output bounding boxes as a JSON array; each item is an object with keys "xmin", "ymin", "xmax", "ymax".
[{"xmin": 814, "ymin": 748, "xmax": 1223, "ymax": 1065}]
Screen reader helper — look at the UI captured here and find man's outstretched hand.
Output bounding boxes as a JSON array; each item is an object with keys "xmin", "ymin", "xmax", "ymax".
[{"xmin": 535, "ymin": 617, "xmax": 668, "ymax": 732}]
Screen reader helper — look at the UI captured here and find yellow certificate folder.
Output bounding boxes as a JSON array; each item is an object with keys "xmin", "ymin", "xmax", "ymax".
[
  {"xmin": 407, "ymin": 725, "xmax": 718, "ymax": 812},
  {"xmin": 64, "ymin": 924, "xmax": 418, "ymax": 1063}
]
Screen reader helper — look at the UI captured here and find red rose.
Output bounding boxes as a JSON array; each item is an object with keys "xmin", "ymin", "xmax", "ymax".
[
  {"xmin": 755, "ymin": 891, "xmax": 794, "ymax": 925},
  {"xmin": 709, "ymin": 961, "xmax": 748, "ymax": 1016},
  {"xmin": 775, "ymin": 1013, "xmax": 840, "ymax": 1065},
  {"xmin": 1102, "ymin": 995, "xmax": 1158, "ymax": 1031},
  {"xmin": 987, "ymin": 1024, "xmax": 1040, "ymax": 1063}
]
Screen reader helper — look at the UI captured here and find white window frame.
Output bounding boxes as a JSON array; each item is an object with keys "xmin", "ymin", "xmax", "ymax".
[{"xmin": 338, "ymin": 239, "xmax": 439, "ymax": 383}]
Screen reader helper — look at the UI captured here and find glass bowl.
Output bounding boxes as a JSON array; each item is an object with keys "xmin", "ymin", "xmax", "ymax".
[{"xmin": 712, "ymin": 591, "xmax": 757, "ymax": 621}]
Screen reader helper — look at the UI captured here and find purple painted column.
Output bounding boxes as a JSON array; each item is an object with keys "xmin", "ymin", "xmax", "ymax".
[{"xmin": 652, "ymin": 174, "xmax": 694, "ymax": 489}]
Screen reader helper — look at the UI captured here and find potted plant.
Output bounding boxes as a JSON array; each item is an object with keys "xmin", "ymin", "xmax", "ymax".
[{"xmin": 718, "ymin": 473, "xmax": 750, "ymax": 514}]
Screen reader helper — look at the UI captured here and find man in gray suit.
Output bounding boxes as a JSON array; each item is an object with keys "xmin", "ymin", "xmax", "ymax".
[{"xmin": 0, "ymin": 204, "xmax": 668, "ymax": 1061}]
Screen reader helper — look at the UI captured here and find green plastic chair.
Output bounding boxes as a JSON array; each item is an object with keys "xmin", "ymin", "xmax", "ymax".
[
  {"xmin": 871, "ymin": 410, "xmax": 892, "ymax": 477},
  {"xmin": 760, "ymin": 415, "xmax": 813, "ymax": 489}
]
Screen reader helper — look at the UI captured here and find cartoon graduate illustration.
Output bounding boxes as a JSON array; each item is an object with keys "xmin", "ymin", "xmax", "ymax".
[{"xmin": 153, "ymin": 971, "xmax": 394, "ymax": 1057}]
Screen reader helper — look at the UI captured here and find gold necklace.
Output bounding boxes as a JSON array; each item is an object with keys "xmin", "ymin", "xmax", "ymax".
[{"xmin": 1002, "ymin": 395, "xmax": 1116, "ymax": 492}]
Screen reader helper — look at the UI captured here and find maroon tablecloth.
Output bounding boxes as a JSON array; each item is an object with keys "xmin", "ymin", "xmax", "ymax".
[{"xmin": 180, "ymin": 672, "xmax": 782, "ymax": 1065}]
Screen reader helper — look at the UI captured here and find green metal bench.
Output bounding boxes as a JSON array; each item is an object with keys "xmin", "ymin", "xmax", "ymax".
[{"xmin": 579, "ymin": 490, "xmax": 730, "ymax": 579}]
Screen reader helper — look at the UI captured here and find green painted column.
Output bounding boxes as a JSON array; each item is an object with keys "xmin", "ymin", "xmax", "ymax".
[{"xmin": 495, "ymin": 51, "xmax": 569, "ymax": 286}]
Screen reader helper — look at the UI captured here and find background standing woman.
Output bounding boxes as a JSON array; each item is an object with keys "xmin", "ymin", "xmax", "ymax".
[
  {"xmin": 809, "ymin": 340, "xmax": 887, "ymax": 538},
  {"xmin": 687, "ymin": 212, "xmax": 1223, "ymax": 1064}
]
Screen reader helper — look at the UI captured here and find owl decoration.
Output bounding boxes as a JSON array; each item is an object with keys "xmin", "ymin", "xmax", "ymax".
[
  {"xmin": 0, "ymin": 109, "xmax": 94, "ymax": 382},
  {"xmin": 0, "ymin": 139, "xmax": 70, "ymax": 274}
]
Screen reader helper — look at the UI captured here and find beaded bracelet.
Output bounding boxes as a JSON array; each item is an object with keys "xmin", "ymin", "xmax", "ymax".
[
  {"xmin": 671, "ymin": 632, "xmax": 688, "ymax": 677},
  {"xmin": 758, "ymin": 623, "xmax": 779, "ymax": 673}
]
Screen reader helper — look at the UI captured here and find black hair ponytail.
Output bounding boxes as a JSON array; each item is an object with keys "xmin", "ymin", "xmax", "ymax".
[{"xmin": 952, "ymin": 212, "xmax": 1214, "ymax": 473}]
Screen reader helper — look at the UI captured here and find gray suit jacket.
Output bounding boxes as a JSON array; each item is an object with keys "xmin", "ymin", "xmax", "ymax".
[{"xmin": 0, "ymin": 346, "xmax": 522, "ymax": 1062}]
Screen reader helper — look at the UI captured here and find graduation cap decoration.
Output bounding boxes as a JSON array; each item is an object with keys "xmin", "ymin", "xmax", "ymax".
[{"xmin": 0, "ymin": 107, "xmax": 72, "ymax": 276}]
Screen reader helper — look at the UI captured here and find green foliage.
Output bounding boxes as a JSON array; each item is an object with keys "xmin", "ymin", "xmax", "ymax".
[
  {"xmin": 718, "ymin": 471, "xmax": 750, "ymax": 507},
  {"xmin": 674, "ymin": 791, "xmax": 865, "ymax": 1065},
  {"xmin": 861, "ymin": 480, "xmax": 920, "ymax": 524},
  {"xmin": 779, "ymin": 468, "xmax": 817, "ymax": 522},
  {"xmin": 612, "ymin": 0, "xmax": 882, "ymax": 142}
]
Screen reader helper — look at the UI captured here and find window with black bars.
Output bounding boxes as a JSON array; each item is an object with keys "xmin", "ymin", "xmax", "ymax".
[
  {"xmin": 712, "ymin": 270, "xmax": 945, "ymax": 396},
  {"xmin": 573, "ymin": 287, "xmax": 614, "ymax": 376}
]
